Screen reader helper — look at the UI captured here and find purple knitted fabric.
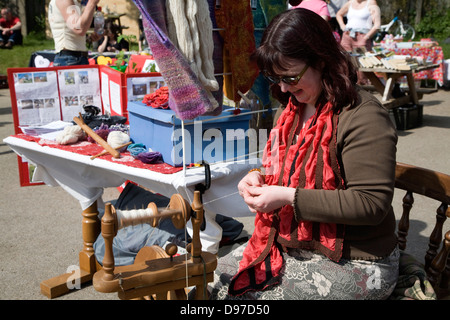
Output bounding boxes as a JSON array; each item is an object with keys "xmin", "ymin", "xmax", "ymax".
[
  {"xmin": 134, "ymin": 0, "xmax": 216, "ymax": 120},
  {"xmin": 136, "ymin": 151, "xmax": 163, "ymax": 164}
]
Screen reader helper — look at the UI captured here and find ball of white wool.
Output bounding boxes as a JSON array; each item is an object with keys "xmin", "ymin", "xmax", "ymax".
[
  {"xmin": 56, "ymin": 125, "xmax": 84, "ymax": 145},
  {"xmin": 107, "ymin": 131, "xmax": 130, "ymax": 152}
]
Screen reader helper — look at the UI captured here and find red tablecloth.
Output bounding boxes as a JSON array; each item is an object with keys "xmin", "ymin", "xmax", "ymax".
[
  {"xmin": 13, "ymin": 134, "xmax": 184, "ymax": 175},
  {"xmin": 393, "ymin": 46, "xmax": 444, "ymax": 85}
]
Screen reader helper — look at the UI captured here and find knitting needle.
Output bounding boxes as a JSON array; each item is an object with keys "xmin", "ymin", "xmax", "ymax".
[
  {"xmin": 73, "ymin": 113, "xmax": 120, "ymax": 158},
  {"xmin": 90, "ymin": 141, "xmax": 132, "ymax": 160}
]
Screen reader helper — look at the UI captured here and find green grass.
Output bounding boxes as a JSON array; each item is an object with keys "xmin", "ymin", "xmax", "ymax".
[
  {"xmin": 1, "ymin": 34, "xmax": 449, "ymax": 77},
  {"xmin": 0, "ymin": 35, "xmax": 54, "ymax": 76},
  {"xmin": 441, "ymin": 42, "xmax": 450, "ymax": 61}
]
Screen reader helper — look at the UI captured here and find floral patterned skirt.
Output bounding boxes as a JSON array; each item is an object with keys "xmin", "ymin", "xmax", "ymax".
[{"xmin": 209, "ymin": 243, "xmax": 400, "ymax": 300}]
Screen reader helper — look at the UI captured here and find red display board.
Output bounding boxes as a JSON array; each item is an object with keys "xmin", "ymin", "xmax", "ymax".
[
  {"xmin": 99, "ymin": 65, "xmax": 163, "ymax": 120},
  {"xmin": 7, "ymin": 64, "xmax": 164, "ymax": 186},
  {"xmin": 8, "ymin": 64, "xmax": 102, "ymax": 186}
]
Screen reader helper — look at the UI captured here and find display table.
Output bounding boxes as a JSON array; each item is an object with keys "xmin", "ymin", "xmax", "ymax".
[
  {"xmin": 359, "ymin": 64, "xmax": 439, "ymax": 109},
  {"xmin": 4, "ymin": 134, "xmax": 259, "ymax": 298},
  {"xmin": 28, "ymin": 51, "xmax": 127, "ymax": 68},
  {"xmin": 393, "ymin": 45, "xmax": 444, "ymax": 86}
]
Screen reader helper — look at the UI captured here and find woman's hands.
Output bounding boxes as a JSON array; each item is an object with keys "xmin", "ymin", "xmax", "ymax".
[{"xmin": 238, "ymin": 171, "xmax": 296, "ymax": 213}]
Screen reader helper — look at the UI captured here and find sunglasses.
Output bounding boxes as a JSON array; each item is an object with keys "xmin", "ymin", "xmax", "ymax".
[{"xmin": 264, "ymin": 64, "xmax": 309, "ymax": 85}]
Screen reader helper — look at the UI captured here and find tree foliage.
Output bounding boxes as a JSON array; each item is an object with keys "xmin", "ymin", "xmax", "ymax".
[
  {"xmin": 415, "ymin": 9, "xmax": 450, "ymax": 39},
  {"xmin": 377, "ymin": 0, "xmax": 450, "ymax": 26}
]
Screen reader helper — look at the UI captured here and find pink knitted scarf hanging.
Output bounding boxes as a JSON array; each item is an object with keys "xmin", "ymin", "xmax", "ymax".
[{"xmin": 134, "ymin": 0, "xmax": 218, "ymax": 120}]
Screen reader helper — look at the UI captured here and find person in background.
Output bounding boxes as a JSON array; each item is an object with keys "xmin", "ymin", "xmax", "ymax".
[
  {"xmin": 336, "ymin": 0, "xmax": 380, "ymax": 84},
  {"xmin": 336, "ymin": 0, "xmax": 380, "ymax": 52},
  {"xmin": 327, "ymin": 0, "xmax": 348, "ymax": 37},
  {"xmin": 288, "ymin": 0, "xmax": 330, "ymax": 21},
  {"xmin": 208, "ymin": 8, "xmax": 399, "ymax": 300},
  {"xmin": 48, "ymin": 0, "xmax": 101, "ymax": 66},
  {"xmin": 138, "ymin": 14, "xmax": 147, "ymax": 52},
  {"xmin": 0, "ymin": 8, "xmax": 22, "ymax": 49},
  {"xmin": 97, "ymin": 20, "xmax": 129, "ymax": 53}
]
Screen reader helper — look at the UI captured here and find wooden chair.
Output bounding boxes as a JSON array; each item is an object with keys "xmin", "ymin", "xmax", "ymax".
[{"xmin": 395, "ymin": 162, "xmax": 450, "ymax": 299}]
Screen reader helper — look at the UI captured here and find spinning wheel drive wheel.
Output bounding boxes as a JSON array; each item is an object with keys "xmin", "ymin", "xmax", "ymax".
[
  {"xmin": 133, "ymin": 245, "xmax": 188, "ymax": 300},
  {"xmin": 135, "ymin": 245, "xmax": 169, "ymax": 262}
]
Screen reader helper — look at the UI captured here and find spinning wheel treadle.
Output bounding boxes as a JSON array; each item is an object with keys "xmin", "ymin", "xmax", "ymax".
[{"xmin": 93, "ymin": 191, "xmax": 217, "ymax": 300}]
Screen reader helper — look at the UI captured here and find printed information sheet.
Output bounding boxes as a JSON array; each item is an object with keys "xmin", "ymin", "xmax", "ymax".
[{"xmin": 13, "ymin": 70, "xmax": 60, "ymax": 126}]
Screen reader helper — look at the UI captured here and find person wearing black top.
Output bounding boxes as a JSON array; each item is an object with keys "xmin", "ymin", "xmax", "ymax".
[{"xmin": 97, "ymin": 19, "xmax": 129, "ymax": 53}]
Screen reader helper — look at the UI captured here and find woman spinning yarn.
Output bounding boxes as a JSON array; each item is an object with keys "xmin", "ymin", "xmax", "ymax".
[{"xmin": 209, "ymin": 8, "xmax": 399, "ymax": 300}]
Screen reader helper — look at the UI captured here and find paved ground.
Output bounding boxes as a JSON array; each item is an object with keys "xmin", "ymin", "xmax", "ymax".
[{"xmin": 0, "ymin": 86, "xmax": 449, "ymax": 300}]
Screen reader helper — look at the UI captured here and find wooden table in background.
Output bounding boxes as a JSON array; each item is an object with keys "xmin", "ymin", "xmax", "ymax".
[{"xmin": 360, "ymin": 64, "xmax": 439, "ymax": 109}]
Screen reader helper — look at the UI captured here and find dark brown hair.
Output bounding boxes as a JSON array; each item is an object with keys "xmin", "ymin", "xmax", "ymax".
[
  {"xmin": 254, "ymin": 8, "xmax": 358, "ymax": 110},
  {"xmin": 104, "ymin": 19, "xmax": 120, "ymax": 37}
]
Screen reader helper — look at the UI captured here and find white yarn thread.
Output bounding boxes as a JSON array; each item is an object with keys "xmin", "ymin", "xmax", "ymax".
[
  {"xmin": 166, "ymin": 0, "xmax": 219, "ymax": 110},
  {"xmin": 116, "ymin": 207, "xmax": 156, "ymax": 229},
  {"xmin": 107, "ymin": 131, "xmax": 130, "ymax": 152},
  {"xmin": 55, "ymin": 125, "xmax": 85, "ymax": 145},
  {"xmin": 186, "ymin": 0, "xmax": 218, "ymax": 91}
]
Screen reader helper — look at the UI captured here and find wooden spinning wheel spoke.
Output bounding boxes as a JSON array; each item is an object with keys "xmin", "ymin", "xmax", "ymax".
[{"xmin": 92, "ymin": 191, "xmax": 217, "ymax": 300}]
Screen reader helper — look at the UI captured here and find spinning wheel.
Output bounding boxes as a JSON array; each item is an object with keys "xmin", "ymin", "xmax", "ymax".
[{"xmin": 93, "ymin": 191, "xmax": 217, "ymax": 300}]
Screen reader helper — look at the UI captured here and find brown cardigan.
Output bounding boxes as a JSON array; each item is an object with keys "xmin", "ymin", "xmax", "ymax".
[{"xmin": 273, "ymin": 88, "xmax": 398, "ymax": 260}]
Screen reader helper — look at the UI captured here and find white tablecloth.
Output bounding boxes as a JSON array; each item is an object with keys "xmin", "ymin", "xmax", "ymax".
[{"xmin": 4, "ymin": 136, "xmax": 259, "ymax": 253}]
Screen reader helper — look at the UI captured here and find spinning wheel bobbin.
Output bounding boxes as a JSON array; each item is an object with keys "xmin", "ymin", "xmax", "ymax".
[{"xmin": 110, "ymin": 194, "xmax": 190, "ymax": 230}]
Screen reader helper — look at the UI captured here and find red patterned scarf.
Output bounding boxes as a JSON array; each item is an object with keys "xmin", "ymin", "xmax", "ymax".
[{"xmin": 229, "ymin": 98, "xmax": 345, "ymax": 296}]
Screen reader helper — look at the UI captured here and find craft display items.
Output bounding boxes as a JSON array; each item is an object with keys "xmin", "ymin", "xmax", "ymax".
[
  {"xmin": 127, "ymin": 143, "xmax": 163, "ymax": 164},
  {"xmin": 166, "ymin": 0, "xmax": 220, "ymax": 110},
  {"xmin": 127, "ymin": 143, "xmax": 148, "ymax": 157},
  {"xmin": 87, "ymin": 127, "xmax": 109, "ymax": 143},
  {"xmin": 107, "ymin": 131, "xmax": 131, "ymax": 152},
  {"xmin": 93, "ymin": 191, "xmax": 217, "ymax": 300},
  {"xmin": 135, "ymin": 151, "xmax": 163, "ymax": 164},
  {"xmin": 90, "ymin": 141, "xmax": 132, "ymax": 160},
  {"xmin": 55, "ymin": 125, "xmax": 85, "ymax": 145},
  {"xmin": 358, "ymin": 55, "xmax": 420, "ymax": 71},
  {"xmin": 133, "ymin": 0, "xmax": 218, "ymax": 120},
  {"xmin": 142, "ymin": 86, "xmax": 169, "ymax": 109},
  {"xmin": 54, "ymin": 119, "xmax": 162, "ymax": 163},
  {"xmin": 73, "ymin": 113, "xmax": 120, "ymax": 158}
]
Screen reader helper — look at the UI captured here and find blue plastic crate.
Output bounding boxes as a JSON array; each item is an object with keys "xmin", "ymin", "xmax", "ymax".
[{"xmin": 128, "ymin": 102, "xmax": 253, "ymax": 166}]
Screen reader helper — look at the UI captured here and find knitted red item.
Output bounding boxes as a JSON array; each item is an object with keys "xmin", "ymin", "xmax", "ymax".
[
  {"xmin": 228, "ymin": 99, "xmax": 345, "ymax": 296},
  {"xmin": 142, "ymin": 86, "xmax": 169, "ymax": 109}
]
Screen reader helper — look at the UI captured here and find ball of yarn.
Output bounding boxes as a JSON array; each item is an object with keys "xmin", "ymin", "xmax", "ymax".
[
  {"xmin": 136, "ymin": 151, "xmax": 163, "ymax": 164},
  {"xmin": 56, "ymin": 125, "xmax": 85, "ymax": 145},
  {"xmin": 87, "ymin": 128, "xmax": 109, "ymax": 143},
  {"xmin": 107, "ymin": 131, "xmax": 130, "ymax": 152},
  {"xmin": 127, "ymin": 143, "xmax": 147, "ymax": 157}
]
